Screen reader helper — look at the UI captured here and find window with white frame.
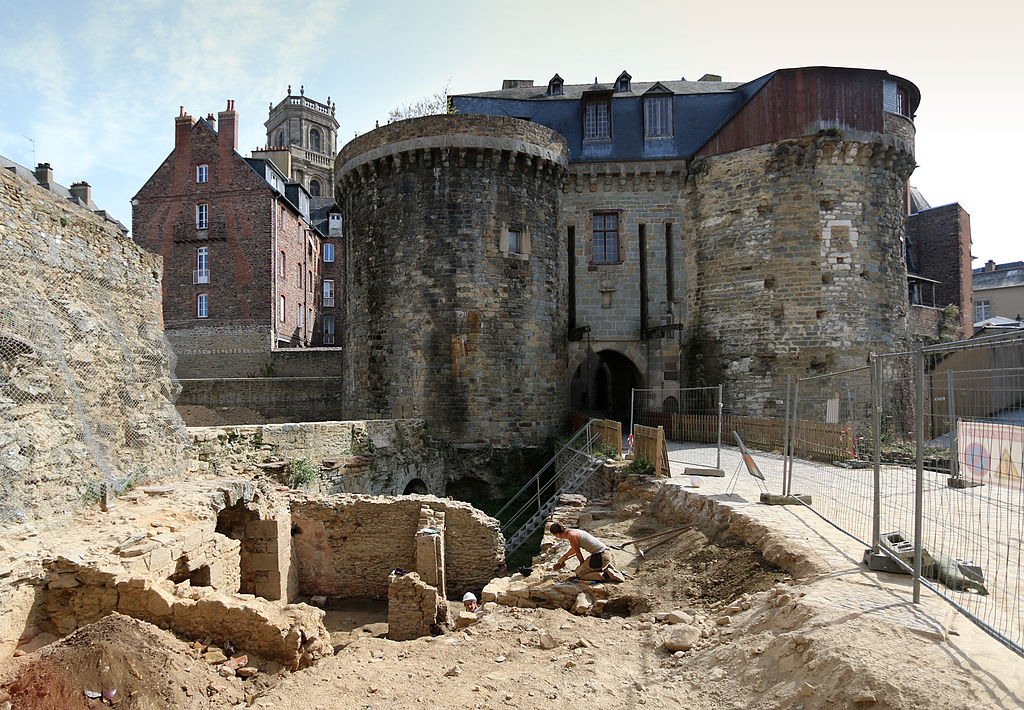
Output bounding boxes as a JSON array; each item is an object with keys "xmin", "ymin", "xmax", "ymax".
[
  {"xmin": 297, "ymin": 304, "xmax": 304, "ymax": 329},
  {"xmin": 329, "ymin": 214, "xmax": 342, "ymax": 233},
  {"xmin": 308, "ymin": 270, "xmax": 313, "ymax": 292},
  {"xmin": 196, "ymin": 164, "xmax": 209, "ymax": 183},
  {"xmin": 323, "ymin": 279, "xmax": 335, "ymax": 306},
  {"xmin": 279, "ymin": 251, "xmax": 286, "ymax": 277},
  {"xmin": 196, "ymin": 293, "xmax": 208, "ymax": 319},
  {"xmin": 323, "ymin": 242, "xmax": 335, "ymax": 262},
  {"xmin": 583, "ymin": 98, "xmax": 610, "ymax": 140},
  {"xmin": 975, "ymin": 298, "xmax": 993, "ymax": 321},
  {"xmin": 297, "ymin": 264, "xmax": 302, "ymax": 288},
  {"xmin": 644, "ymin": 95, "xmax": 672, "ymax": 137},
  {"xmin": 323, "ymin": 314, "xmax": 335, "ymax": 344},
  {"xmin": 195, "ymin": 203, "xmax": 208, "ymax": 229},
  {"xmin": 279, "ymin": 295, "xmax": 286, "ymax": 321},
  {"xmin": 194, "ymin": 246, "xmax": 210, "ymax": 284},
  {"xmin": 308, "ymin": 307, "xmax": 314, "ymax": 330}
]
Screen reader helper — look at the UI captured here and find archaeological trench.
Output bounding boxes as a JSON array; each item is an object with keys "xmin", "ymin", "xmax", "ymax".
[{"xmin": 4, "ymin": 130, "xmax": 1003, "ymax": 710}]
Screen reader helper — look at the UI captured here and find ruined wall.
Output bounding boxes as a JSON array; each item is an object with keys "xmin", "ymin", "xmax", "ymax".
[
  {"xmin": 190, "ymin": 419, "xmax": 445, "ymax": 496},
  {"xmin": 167, "ymin": 327, "xmax": 344, "ymax": 379},
  {"xmin": 336, "ymin": 114, "xmax": 569, "ymax": 447},
  {"xmin": 0, "ymin": 167, "xmax": 190, "ymax": 525},
  {"xmin": 686, "ymin": 135, "xmax": 914, "ymax": 414},
  {"xmin": 289, "ymin": 494, "xmax": 504, "ymax": 599}
]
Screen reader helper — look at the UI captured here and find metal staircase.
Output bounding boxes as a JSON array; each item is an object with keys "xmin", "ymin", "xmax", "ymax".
[{"xmin": 498, "ymin": 420, "xmax": 609, "ymax": 556}]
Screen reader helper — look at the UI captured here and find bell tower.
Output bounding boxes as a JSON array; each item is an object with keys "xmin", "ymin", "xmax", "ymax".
[{"xmin": 264, "ymin": 84, "xmax": 339, "ymax": 197}]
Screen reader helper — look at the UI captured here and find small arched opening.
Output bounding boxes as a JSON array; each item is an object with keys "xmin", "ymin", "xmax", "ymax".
[
  {"xmin": 309, "ymin": 179, "xmax": 322, "ymax": 197},
  {"xmin": 310, "ymin": 127, "xmax": 322, "ymax": 153},
  {"xmin": 403, "ymin": 478, "xmax": 429, "ymax": 495}
]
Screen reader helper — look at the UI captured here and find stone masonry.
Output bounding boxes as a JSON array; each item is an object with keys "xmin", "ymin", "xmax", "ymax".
[
  {"xmin": 336, "ymin": 114, "xmax": 569, "ymax": 447},
  {"xmin": 0, "ymin": 163, "xmax": 190, "ymax": 525},
  {"xmin": 189, "ymin": 419, "xmax": 445, "ymax": 496},
  {"xmin": 289, "ymin": 493, "xmax": 504, "ymax": 600}
]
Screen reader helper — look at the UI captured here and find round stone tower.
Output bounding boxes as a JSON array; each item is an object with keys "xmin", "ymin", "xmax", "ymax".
[{"xmin": 335, "ymin": 114, "xmax": 569, "ymax": 446}]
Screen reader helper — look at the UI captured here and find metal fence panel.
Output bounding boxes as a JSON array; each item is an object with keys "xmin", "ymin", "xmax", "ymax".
[{"xmin": 788, "ymin": 365, "xmax": 876, "ymax": 546}]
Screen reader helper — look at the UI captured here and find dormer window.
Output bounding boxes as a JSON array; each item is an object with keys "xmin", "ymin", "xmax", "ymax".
[
  {"xmin": 615, "ymin": 71, "xmax": 631, "ymax": 93},
  {"xmin": 547, "ymin": 73, "xmax": 564, "ymax": 97},
  {"xmin": 583, "ymin": 96, "xmax": 611, "ymax": 140}
]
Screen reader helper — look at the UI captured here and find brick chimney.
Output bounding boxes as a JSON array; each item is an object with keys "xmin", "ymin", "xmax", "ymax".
[
  {"xmin": 175, "ymin": 106, "xmax": 195, "ymax": 153},
  {"xmin": 217, "ymin": 99, "xmax": 238, "ymax": 152},
  {"xmin": 70, "ymin": 181, "xmax": 91, "ymax": 206},
  {"xmin": 34, "ymin": 162, "xmax": 53, "ymax": 186}
]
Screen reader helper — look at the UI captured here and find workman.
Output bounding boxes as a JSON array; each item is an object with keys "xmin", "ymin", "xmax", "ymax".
[
  {"xmin": 462, "ymin": 591, "xmax": 479, "ymax": 612},
  {"xmin": 549, "ymin": 522, "xmax": 625, "ymax": 582}
]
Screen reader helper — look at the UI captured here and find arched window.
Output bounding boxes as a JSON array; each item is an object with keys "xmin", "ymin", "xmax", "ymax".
[
  {"xmin": 309, "ymin": 179, "xmax": 321, "ymax": 196},
  {"xmin": 310, "ymin": 127, "xmax": 321, "ymax": 153}
]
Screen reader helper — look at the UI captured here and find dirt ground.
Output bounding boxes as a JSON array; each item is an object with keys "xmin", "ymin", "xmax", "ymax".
[{"xmin": 1, "ymin": 504, "xmax": 1018, "ymax": 710}]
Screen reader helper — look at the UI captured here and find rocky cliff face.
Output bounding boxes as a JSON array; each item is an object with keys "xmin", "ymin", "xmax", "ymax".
[{"xmin": 0, "ymin": 167, "xmax": 190, "ymax": 525}]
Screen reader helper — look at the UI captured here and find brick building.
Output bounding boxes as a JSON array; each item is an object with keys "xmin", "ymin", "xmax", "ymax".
[
  {"xmin": 905, "ymin": 191, "xmax": 974, "ymax": 340},
  {"xmin": 132, "ymin": 102, "xmax": 342, "ymax": 379}
]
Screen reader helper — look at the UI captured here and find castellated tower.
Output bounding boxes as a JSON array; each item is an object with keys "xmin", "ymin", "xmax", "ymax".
[
  {"xmin": 265, "ymin": 85, "xmax": 339, "ymax": 197},
  {"xmin": 335, "ymin": 115, "xmax": 569, "ymax": 446},
  {"xmin": 686, "ymin": 125, "xmax": 916, "ymax": 413}
]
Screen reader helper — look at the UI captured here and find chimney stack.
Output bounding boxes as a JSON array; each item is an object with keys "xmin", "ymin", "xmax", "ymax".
[
  {"xmin": 34, "ymin": 162, "xmax": 53, "ymax": 186},
  {"xmin": 218, "ymin": 99, "xmax": 238, "ymax": 152},
  {"xmin": 175, "ymin": 107, "xmax": 195, "ymax": 153},
  {"xmin": 985, "ymin": 259, "xmax": 996, "ymax": 272},
  {"xmin": 70, "ymin": 181, "xmax": 92, "ymax": 206}
]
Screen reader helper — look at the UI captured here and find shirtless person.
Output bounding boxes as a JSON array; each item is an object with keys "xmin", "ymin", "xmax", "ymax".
[{"xmin": 549, "ymin": 522, "xmax": 625, "ymax": 582}]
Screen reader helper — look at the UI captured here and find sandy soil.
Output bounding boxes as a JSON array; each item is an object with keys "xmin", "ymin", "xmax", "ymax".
[{"xmin": 2, "ymin": 499, "xmax": 1020, "ymax": 710}]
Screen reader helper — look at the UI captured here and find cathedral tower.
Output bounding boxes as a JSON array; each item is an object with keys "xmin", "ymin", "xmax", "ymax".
[{"xmin": 264, "ymin": 85, "xmax": 339, "ymax": 197}]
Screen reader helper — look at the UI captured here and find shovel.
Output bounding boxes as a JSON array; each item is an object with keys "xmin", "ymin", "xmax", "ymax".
[{"xmin": 608, "ymin": 524, "xmax": 692, "ymax": 560}]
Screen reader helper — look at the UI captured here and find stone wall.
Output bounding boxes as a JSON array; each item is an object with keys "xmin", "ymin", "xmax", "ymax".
[
  {"xmin": 0, "ymin": 165, "xmax": 190, "ymax": 525},
  {"xmin": 562, "ymin": 160, "xmax": 689, "ymax": 420},
  {"xmin": 189, "ymin": 419, "xmax": 445, "ymax": 496},
  {"xmin": 336, "ymin": 115, "xmax": 569, "ymax": 447},
  {"xmin": 686, "ymin": 135, "xmax": 914, "ymax": 414},
  {"xmin": 177, "ymin": 376, "xmax": 345, "ymax": 424},
  {"xmin": 289, "ymin": 494, "xmax": 504, "ymax": 600},
  {"xmin": 167, "ymin": 327, "xmax": 345, "ymax": 380}
]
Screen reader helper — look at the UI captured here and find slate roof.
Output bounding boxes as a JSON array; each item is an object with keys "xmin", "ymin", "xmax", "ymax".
[
  {"xmin": 309, "ymin": 197, "xmax": 338, "ymax": 236},
  {"xmin": 461, "ymin": 78, "xmax": 745, "ymax": 101},
  {"xmin": 973, "ymin": 262, "xmax": 1024, "ymax": 291},
  {"xmin": 0, "ymin": 154, "xmax": 128, "ymax": 234}
]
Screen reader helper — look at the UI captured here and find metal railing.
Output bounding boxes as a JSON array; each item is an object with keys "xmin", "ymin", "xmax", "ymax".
[{"xmin": 497, "ymin": 420, "xmax": 606, "ymax": 555}]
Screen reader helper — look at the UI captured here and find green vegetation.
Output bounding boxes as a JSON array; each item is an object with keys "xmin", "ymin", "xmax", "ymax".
[
  {"xmin": 623, "ymin": 455, "xmax": 656, "ymax": 477},
  {"xmin": 288, "ymin": 458, "xmax": 319, "ymax": 489}
]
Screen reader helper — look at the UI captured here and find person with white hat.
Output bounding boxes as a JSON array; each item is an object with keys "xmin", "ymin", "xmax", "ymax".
[{"xmin": 462, "ymin": 591, "xmax": 479, "ymax": 612}]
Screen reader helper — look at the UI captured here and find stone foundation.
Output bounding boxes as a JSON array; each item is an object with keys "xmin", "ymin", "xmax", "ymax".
[
  {"xmin": 289, "ymin": 494, "xmax": 504, "ymax": 599},
  {"xmin": 387, "ymin": 571, "xmax": 448, "ymax": 641},
  {"xmin": 190, "ymin": 419, "xmax": 445, "ymax": 496}
]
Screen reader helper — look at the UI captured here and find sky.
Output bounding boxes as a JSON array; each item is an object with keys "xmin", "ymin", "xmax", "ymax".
[{"xmin": 0, "ymin": 0, "xmax": 1020, "ymax": 265}]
